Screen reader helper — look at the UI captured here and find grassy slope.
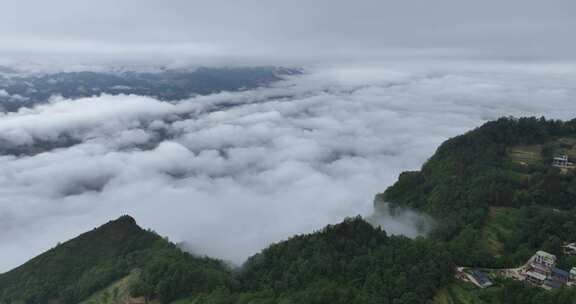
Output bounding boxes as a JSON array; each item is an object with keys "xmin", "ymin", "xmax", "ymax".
[
  {"xmin": 509, "ymin": 136, "xmax": 576, "ymax": 165},
  {"xmin": 480, "ymin": 207, "xmax": 522, "ymax": 257},
  {"xmin": 556, "ymin": 137, "xmax": 576, "ymax": 159},
  {"xmin": 485, "ymin": 138, "xmax": 574, "ymax": 259},
  {"xmin": 79, "ymin": 270, "xmax": 163, "ymax": 304},
  {"xmin": 508, "ymin": 145, "xmax": 542, "ymax": 165},
  {"xmin": 80, "ymin": 272, "xmax": 137, "ymax": 304}
]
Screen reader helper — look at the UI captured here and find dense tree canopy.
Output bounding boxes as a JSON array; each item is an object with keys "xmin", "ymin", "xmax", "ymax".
[
  {"xmin": 0, "ymin": 216, "xmax": 231, "ymax": 304},
  {"xmin": 377, "ymin": 117, "xmax": 576, "ymax": 304},
  {"xmin": 379, "ymin": 117, "xmax": 576, "ymax": 264},
  {"xmin": 184, "ymin": 217, "xmax": 454, "ymax": 304}
]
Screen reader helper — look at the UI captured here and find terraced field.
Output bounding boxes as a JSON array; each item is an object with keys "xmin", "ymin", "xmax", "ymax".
[
  {"xmin": 508, "ymin": 145, "xmax": 542, "ymax": 166},
  {"xmin": 555, "ymin": 137, "xmax": 576, "ymax": 159},
  {"xmin": 508, "ymin": 137, "xmax": 576, "ymax": 166}
]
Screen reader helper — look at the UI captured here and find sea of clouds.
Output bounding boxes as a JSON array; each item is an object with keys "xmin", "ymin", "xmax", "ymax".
[{"xmin": 1, "ymin": 61, "xmax": 576, "ymax": 272}]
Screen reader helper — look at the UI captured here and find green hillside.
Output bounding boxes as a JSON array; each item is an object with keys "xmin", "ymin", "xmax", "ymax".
[
  {"xmin": 79, "ymin": 271, "xmax": 140, "ymax": 304},
  {"xmin": 380, "ymin": 117, "xmax": 576, "ymax": 214},
  {"xmin": 0, "ymin": 216, "xmax": 455, "ymax": 304},
  {"xmin": 176, "ymin": 216, "xmax": 454, "ymax": 304},
  {"xmin": 0, "ymin": 216, "xmax": 231, "ymax": 304},
  {"xmin": 379, "ymin": 117, "xmax": 576, "ymax": 304},
  {"xmin": 378, "ymin": 117, "xmax": 576, "ymax": 265},
  {"xmin": 433, "ymin": 279, "xmax": 576, "ymax": 304}
]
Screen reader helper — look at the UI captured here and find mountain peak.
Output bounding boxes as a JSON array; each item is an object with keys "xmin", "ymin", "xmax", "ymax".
[
  {"xmin": 110, "ymin": 214, "xmax": 137, "ymax": 226},
  {"xmin": 0, "ymin": 215, "xmax": 162, "ymax": 303}
]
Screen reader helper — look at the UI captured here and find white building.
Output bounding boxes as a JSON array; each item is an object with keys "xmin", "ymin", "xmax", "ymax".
[
  {"xmin": 553, "ymin": 155, "xmax": 570, "ymax": 167},
  {"xmin": 526, "ymin": 270, "xmax": 547, "ymax": 285},
  {"xmin": 553, "ymin": 155, "xmax": 574, "ymax": 171},
  {"xmin": 564, "ymin": 243, "xmax": 576, "ymax": 255},
  {"xmin": 532, "ymin": 251, "xmax": 556, "ymax": 268}
]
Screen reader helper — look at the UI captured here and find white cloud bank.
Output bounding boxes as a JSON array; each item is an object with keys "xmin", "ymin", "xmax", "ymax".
[{"xmin": 1, "ymin": 61, "xmax": 576, "ymax": 272}]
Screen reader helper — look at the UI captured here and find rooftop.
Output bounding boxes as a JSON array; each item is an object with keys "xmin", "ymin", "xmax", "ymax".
[
  {"xmin": 551, "ymin": 267, "xmax": 570, "ymax": 280},
  {"xmin": 526, "ymin": 271, "xmax": 547, "ymax": 281},
  {"xmin": 535, "ymin": 250, "xmax": 556, "ymax": 260},
  {"xmin": 530, "ymin": 262, "xmax": 551, "ymax": 274},
  {"xmin": 471, "ymin": 270, "xmax": 493, "ymax": 287},
  {"xmin": 544, "ymin": 279, "xmax": 563, "ymax": 289}
]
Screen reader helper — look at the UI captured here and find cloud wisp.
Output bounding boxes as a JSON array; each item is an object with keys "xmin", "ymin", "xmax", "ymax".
[{"xmin": 1, "ymin": 62, "xmax": 576, "ymax": 272}]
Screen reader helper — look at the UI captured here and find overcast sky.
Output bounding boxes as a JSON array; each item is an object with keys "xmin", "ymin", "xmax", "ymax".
[{"xmin": 1, "ymin": 0, "xmax": 576, "ymax": 65}]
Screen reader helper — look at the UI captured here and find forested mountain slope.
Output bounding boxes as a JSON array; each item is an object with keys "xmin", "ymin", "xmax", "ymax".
[
  {"xmin": 377, "ymin": 117, "xmax": 576, "ymax": 304},
  {"xmin": 378, "ymin": 117, "xmax": 576, "ymax": 266},
  {"xmin": 380, "ymin": 117, "xmax": 576, "ymax": 216},
  {"xmin": 176, "ymin": 217, "xmax": 454, "ymax": 304},
  {"xmin": 0, "ymin": 216, "xmax": 232, "ymax": 304}
]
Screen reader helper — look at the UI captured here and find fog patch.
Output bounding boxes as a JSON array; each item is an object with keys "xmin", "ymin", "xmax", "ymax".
[{"xmin": 368, "ymin": 199, "xmax": 435, "ymax": 238}]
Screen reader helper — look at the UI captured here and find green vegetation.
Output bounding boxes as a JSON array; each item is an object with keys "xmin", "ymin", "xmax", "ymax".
[
  {"xmin": 80, "ymin": 271, "xmax": 139, "ymax": 304},
  {"xmin": 481, "ymin": 207, "xmax": 522, "ymax": 257},
  {"xmin": 380, "ymin": 117, "xmax": 576, "ymax": 303},
  {"xmin": 433, "ymin": 282, "xmax": 486, "ymax": 304},
  {"xmin": 128, "ymin": 245, "xmax": 233, "ymax": 303},
  {"xmin": 434, "ymin": 280, "xmax": 576, "ymax": 304},
  {"xmin": 0, "ymin": 216, "xmax": 231, "ymax": 304},
  {"xmin": 476, "ymin": 206, "xmax": 576, "ymax": 264},
  {"xmin": 0, "ymin": 216, "xmax": 454, "ymax": 304},
  {"xmin": 178, "ymin": 217, "xmax": 454, "ymax": 304},
  {"xmin": 509, "ymin": 145, "xmax": 542, "ymax": 166},
  {"xmin": 379, "ymin": 117, "xmax": 576, "ymax": 265},
  {"xmin": 552, "ymin": 137, "xmax": 576, "ymax": 159}
]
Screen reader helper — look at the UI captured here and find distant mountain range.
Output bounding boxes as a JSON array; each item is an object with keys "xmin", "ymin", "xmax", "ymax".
[{"xmin": 0, "ymin": 66, "xmax": 300, "ymax": 112}]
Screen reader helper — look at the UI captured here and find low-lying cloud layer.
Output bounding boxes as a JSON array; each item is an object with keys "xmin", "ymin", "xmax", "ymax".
[{"xmin": 1, "ymin": 61, "xmax": 576, "ymax": 272}]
